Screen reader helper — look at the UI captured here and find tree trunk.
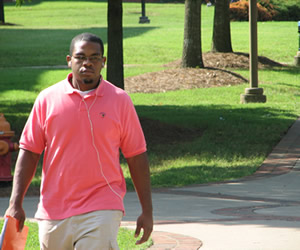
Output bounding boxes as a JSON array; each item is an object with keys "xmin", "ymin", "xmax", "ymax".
[
  {"xmin": 0, "ymin": 0, "xmax": 5, "ymax": 24},
  {"xmin": 211, "ymin": 0, "xmax": 233, "ymax": 52},
  {"xmin": 107, "ymin": 0, "xmax": 124, "ymax": 89},
  {"xmin": 182, "ymin": 0, "xmax": 204, "ymax": 68}
]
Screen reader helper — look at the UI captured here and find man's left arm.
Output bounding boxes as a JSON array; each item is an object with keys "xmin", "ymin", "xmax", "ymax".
[{"xmin": 126, "ymin": 152, "xmax": 153, "ymax": 245}]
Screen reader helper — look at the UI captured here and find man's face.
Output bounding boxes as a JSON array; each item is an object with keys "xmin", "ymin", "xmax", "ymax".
[{"xmin": 66, "ymin": 40, "xmax": 106, "ymax": 90}]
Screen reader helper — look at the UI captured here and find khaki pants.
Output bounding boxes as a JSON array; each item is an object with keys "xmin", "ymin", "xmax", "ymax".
[{"xmin": 38, "ymin": 210, "xmax": 123, "ymax": 250}]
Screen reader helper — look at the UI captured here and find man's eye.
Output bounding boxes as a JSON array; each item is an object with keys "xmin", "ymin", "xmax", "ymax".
[
  {"xmin": 90, "ymin": 56, "xmax": 101, "ymax": 61},
  {"xmin": 73, "ymin": 55, "xmax": 101, "ymax": 62}
]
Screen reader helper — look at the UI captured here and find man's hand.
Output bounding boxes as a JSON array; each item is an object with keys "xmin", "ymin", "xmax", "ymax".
[
  {"xmin": 135, "ymin": 212, "xmax": 153, "ymax": 245},
  {"xmin": 5, "ymin": 204, "xmax": 26, "ymax": 232}
]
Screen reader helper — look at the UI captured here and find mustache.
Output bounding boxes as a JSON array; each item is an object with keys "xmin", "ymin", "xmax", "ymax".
[{"xmin": 80, "ymin": 67, "xmax": 94, "ymax": 72}]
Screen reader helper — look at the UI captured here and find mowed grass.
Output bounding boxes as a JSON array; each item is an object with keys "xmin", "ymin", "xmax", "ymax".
[{"xmin": 1, "ymin": 1, "xmax": 300, "ymax": 190}]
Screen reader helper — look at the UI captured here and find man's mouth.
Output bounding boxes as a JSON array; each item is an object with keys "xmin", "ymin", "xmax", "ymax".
[{"xmin": 80, "ymin": 68, "xmax": 94, "ymax": 74}]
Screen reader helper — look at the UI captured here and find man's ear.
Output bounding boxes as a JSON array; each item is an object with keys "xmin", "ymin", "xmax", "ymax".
[{"xmin": 66, "ymin": 55, "xmax": 72, "ymax": 68}]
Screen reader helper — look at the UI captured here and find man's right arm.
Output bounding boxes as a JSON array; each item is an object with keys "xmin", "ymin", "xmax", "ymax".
[{"xmin": 5, "ymin": 149, "xmax": 40, "ymax": 231}]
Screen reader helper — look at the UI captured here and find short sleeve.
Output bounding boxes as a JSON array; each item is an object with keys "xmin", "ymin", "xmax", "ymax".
[
  {"xmin": 119, "ymin": 95, "xmax": 147, "ymax": 158},
  {"xmin": 19, "ymin": 94, "xmax": 46, "ymax": 155}
]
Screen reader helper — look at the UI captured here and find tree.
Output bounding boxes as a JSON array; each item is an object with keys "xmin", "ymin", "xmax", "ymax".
[
  {"xmin": 211, "ymin": 0, "xmax": 233, "ymax": 52},
  {"xmin": 107, "ymin": 0, "xmax": 124, "ymax": 89},
  {"xmin": 16, "ymin": 0, "xmax": 25, "ymax": 4},
  {"xmin": 182, "ymin": 0, "xmax": 204, "ymax": 68},
  {"xmin": 0, "ymin": 0, "xmax": 4, "ymax": 24},
  {"xmin": 1, "ymin": 0, "xmax": 27, "ymax": 24}
]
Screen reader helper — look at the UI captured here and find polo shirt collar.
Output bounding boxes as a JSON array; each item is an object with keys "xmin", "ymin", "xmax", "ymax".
[{"xmin": 64, "ymin": 73, "xmax": 105, "ymax": 97}]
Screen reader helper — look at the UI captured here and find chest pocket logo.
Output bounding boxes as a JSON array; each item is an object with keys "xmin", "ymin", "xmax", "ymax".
[{"xmin": 100, "ymin": 112, "xmax": 106, "ymax": 118}]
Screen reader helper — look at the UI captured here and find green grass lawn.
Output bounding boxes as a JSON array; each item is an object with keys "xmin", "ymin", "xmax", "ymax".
[{"xmin": 1, "ymin": 1, "xmax": 300, "ymax": 190}]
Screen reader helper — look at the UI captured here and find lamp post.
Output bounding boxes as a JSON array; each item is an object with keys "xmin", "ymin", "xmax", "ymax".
[
  {"xmin": 294, "ymin": 21, "xmax": 300, "ymax": 66},
  {"xmin": 139, "ymin": 0, "xmax": 150, "ymax": 24},
  {"xmin": 240, "ymin": 0, "xmax": 266, "ymax": 103}
]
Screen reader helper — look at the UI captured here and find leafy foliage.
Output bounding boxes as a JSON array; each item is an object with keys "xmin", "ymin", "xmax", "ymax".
[
  {"xmin": 15, "ymin": 0, "xmax": 30, "ymax": 7},
  {"xmin": 229, "ymin": 0, "xmax": 300, "ymax": 21},
  {"xmin": 271, "ymin": 0, "xmax": 300, "ymax": 21},
  {"xmin": 229, "ymin": 0, "xmax": 278, "ymax": 21}
]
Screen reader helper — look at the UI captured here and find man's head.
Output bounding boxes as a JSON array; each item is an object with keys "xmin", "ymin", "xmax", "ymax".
[
  {"xmin": 67, "ymin": 33, "xmax": 106, "ymax": 91},
  {"xmin": 69, "ymin": 33, "xmax": 105, "ymax": 57}
]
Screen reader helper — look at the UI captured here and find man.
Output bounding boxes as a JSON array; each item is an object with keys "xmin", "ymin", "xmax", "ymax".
[{"xmin": 5, "ymin": 33, "xmax": 153, "ymax": 249}]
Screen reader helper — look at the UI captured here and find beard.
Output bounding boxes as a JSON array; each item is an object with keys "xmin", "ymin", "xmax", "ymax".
[{"xmin": 83, "ymin": 78, "xmax": 94, "ymax": 84}]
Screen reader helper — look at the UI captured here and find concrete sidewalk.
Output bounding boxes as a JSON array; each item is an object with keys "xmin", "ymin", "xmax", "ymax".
[
  {"xmin": 123, "ymin": 167, "xmax": 300, "ymax": 249},
  {"xmin": 1, "ymin": 119, "xmax": 300, "ymax": 249}
]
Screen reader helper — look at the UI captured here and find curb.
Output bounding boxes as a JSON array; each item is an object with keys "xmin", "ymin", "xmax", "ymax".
[
  {"xmin": 149, "ymin": 231, "xmax": 202, "ymax": 249},
  {"xmin": 121, "ymin": 221, "xmax": 203, "ymax": 249}
]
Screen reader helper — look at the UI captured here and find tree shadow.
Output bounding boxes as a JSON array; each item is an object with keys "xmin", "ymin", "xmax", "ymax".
[
  {"xmin": 4, "ymin": 0, "xmax": 108, "ymax": 7},
  {"xmin": 125, "ymin": 162, "xmax": 255, "ymax": 189},
  {"xmin": 123, "ymin": 104, "xmax": 296, "ymax": 189},
  {"xmin": 260, "ymin": 66, "xmax": 300, "ymax": 76},
  {"xmin": 0, "ymin": 26, "xmax": 157, "ymax": 67},
  {"xmin": 1, "ymin": 90, "xmax": 297, "ymax": 194},
  {"xmin": 136, "ymin": 104, "xmax": 295, "ymax": 152},
  {"xmin": 0, "ymin": 25, "xmax": 157, "ymax": 79}
]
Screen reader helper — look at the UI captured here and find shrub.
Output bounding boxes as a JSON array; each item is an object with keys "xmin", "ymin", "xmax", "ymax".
[
  {"xmin": 229, "ymin": 0, "xmax": 278, "ymax": 21},
  {"xmin": 258, "ymin": 0, "xmax": 278, "ymax": 19},
  {"xmin": 229, "ymin": 0, "xmax": 300, "ymax": 21},
  {"xmin": 272, "ymin": 3, "xmax": 300, "ymax": 21},
  {"xmin": 230, "ymin": 1, "xmax": 249, "ymax": 21}
]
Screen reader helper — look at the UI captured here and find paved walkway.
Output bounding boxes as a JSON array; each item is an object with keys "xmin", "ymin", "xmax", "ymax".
[
  {"xmin": 122, "ymin": 118, "xmax": 300, "ymax": 249},
  {"xmin": 1, "ymin": 119, "xmax": 300, "ymax": 249}
]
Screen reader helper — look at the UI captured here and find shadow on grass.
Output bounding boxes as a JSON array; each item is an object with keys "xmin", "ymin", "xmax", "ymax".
[
  {"xmin": 258, "ymin": 67, "xmax": 300, "ymax": 92},
  {"xmin": 138, "ymin": 104, "xmax": 295, "ymax": 153},
  {"xmin": 2, "ymin": 99, "xmax": 296, "ymax": 147},
  {"xmin": 4, "ymin": 0, "xmax": 183, "ymax": 6},
  {"xmin": 2, "ymin": 98, "xmax": 296, "ymax": 151},
  {"xmin": 123, "ymin": 104, "xmax": 298, "ymax": 189},
  {"xmin": 261, "ymin": 66, "xmax": 300, "ymax": 76},
  {"xmin": 0, "ymin": 26, "xmax": 157, "ymax": 68},
  {"xmin": 4, "ymin": 0, "xmax": 110, "ymax": 7},
  {"xmin": 0, "ymin": 101, "xmax": 34, "ymax": 139},
  {"xmin": 1, "ymin": 97, "xmax": 297, "ymax": 190},
  {"xmin": 125, "ymin": 163, "xmax": 256, "ymax": 190}
]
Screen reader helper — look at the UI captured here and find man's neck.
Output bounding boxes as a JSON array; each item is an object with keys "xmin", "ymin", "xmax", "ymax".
[{"xmin": 71, "ymin": 76, "xmax": 101, "ymax": 91}]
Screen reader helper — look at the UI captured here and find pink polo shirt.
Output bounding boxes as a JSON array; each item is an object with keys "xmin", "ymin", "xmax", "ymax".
[{"xmin": 19, "ymin": 74, "xmax": 147, "ymax": 220}]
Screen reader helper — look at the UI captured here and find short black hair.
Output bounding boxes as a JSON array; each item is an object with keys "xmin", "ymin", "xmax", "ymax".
[{"xmin": 69, "ymin": 33, "xmax": 104, "ymax": 56}]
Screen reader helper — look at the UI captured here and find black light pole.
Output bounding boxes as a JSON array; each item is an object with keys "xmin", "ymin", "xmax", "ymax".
[{"xmin": 139, "ymin": 0, "xmax": 150, "ymax": 24}]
